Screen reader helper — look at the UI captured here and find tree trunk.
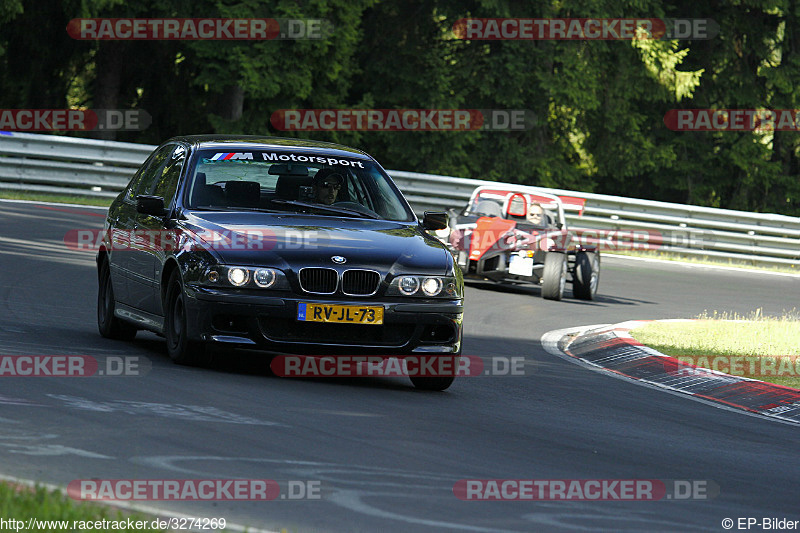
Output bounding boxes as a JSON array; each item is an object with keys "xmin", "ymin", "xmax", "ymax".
[
  {"xmin": 92, "ymin": 42, "xmax": 124, "ymax": 140},
  {"xmin": 219, "ymin": 85, "xmax": 244, "ymax": 122}
]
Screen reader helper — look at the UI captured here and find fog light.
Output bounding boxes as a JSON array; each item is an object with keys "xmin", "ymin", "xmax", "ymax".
[
  {"xmin": 421, "ymin": 277, "xmax": 443, "ymax": 296},
  {"xmin": 228, "ymin": 267, "xmax": 249, "ymax": 287},
  {"xmin": 207, "ymin": 270, "xmax": 219, "ymax": 283}
]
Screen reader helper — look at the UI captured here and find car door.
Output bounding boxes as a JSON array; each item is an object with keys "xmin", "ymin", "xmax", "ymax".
[
  {"xmin": 124, "ymin": 144, "xmax": 176, "ymax": 312},
  {"xmin": 110, "ymin": 145, "xmax": 172, "ymax": 306},
  {"xmin": 129, "ymin": 144, "xmax": 187, "ymax": 315}
]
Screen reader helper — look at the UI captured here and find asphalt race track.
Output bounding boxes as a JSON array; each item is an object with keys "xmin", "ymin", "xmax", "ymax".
[{"xmin": 1, "ymin": 200, "xmax": 798, "ymax": 532}]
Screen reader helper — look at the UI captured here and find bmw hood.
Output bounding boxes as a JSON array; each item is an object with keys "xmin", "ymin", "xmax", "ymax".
[{"xmin": 181, "ymin": 211, "xmax": 452, "ymax": 275}]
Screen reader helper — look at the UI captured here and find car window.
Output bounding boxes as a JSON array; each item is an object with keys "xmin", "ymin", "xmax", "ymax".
[
  {"xmin": 185, "ymin": 149, "xmax": 415, "ymax": 221},
  {"xmin": 124, "ymin": 146, "xmax": 167, "ymax": 203},
  {"xmin": 147, "ymin": 145, "xmax": 186, "ymax": 208},
  {"xmin": 129, "ymin": 144, "xmax": 174, "ymax": 201}
]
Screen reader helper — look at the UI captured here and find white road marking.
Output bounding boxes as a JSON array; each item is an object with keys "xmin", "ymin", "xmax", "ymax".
[
  {"xmin": 47, "ymin": 394, "xmax": 284, "ymax": 426},
  {"xmin": 133, "ymin": 455, "xmax": 528, "ymax": 531}
]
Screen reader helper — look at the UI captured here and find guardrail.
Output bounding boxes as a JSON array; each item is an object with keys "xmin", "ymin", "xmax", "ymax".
[
  {"xmin": 0, "ymin": 132, "xmax": 154, "ymax": 198},
  {"xmin": 1, "ymin": 131, "xmax": 798, "ymax": 268},
  {"xmin": 390, "ymin": 171, "xmax": 800, "ymax": 268}
]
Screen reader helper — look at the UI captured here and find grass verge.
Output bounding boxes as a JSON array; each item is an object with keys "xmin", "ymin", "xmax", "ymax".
[
  {"xmin": 0, "ymin": 190, "xmax": 112, "ymax": 207},
  {"xmin": 630, "ymin": 310, "xmax": 800, "ymax": 389},
  {"xmin": 608, "ymin": 249, "xmax": 799, "ymax": 275},
  {"xmin": 0, "ymin": 481, "xmax": 167, "ymax": 532}
]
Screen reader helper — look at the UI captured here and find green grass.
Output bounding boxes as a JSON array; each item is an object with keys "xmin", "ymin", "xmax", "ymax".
[
  {"xmin": 0, "ymin": 190, "xmax": 112, "ymax": 207},
  {"xmin": 609, "ymin": 249, "xmax": 800, "ymax": 275},
  {"xmin": 631, "ymin": 310, "xmax": 800, "ymax": 389},
  {"xmin": 0, "ymin": 481, "xmax": 167, "ymax": 532}
]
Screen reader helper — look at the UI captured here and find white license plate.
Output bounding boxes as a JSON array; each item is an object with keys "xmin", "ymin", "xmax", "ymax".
[{"xmin": 509, "ymin": 255, "xmax": 534, "ymax": 276}]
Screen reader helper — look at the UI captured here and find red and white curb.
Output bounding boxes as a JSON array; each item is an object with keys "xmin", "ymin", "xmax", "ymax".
[{"xmin": 541, "ymin": 321, "xmax": 800, "ymax": 426}]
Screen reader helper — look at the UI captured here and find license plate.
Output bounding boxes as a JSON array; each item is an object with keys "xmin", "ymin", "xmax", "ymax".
[
  {"xmin": 297, "ymin": 303, "xmax": 384, "ymax": 325},
  {"xmin": 509, "ymin": 255, "xmax": 534, "ymax": 276}
]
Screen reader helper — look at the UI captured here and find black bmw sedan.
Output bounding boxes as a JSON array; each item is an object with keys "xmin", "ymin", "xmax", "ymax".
[{"xmin": 96, "ymin": 135, "xmax": 463, "ymax": 390}]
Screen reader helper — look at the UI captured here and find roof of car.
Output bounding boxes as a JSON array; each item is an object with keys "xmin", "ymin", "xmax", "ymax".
[{"xmin": 165, "ymin": 135, "xmax": 371, "ymax": 159}]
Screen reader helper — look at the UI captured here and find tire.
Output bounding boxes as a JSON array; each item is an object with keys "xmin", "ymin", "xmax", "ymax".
[
  {"xmin": 409, "ymin": 355, "xmax": 459, "ymax": 391},
  {"xmin": 97, "ymin": 259, "xmax": 137, "ymax": 340},
  {"xmin": 164, "ymin": 270, "xmax": 209, "ymax": 366},
  {"xmin": 541, "ymin": 252, "xmax": 566, "ymax": 301},
  {"xmin": 573, "ymin": 251, "xmax": 600, "ymax": 300}
]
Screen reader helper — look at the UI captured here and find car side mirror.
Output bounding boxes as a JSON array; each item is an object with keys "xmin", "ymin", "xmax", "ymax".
[
  {"xmin": 422, "ymin": 211, "xmax": 448, "ymax": 231},
  {"xmin": 136, "ymin": 195, "xmax": 166, "ymax": 217}
]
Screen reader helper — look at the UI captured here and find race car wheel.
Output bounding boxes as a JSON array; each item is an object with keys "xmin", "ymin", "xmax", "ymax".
[
  {"xmin": 573, "ymin": 251, "xmax": 600, "ymax": 300},
  {"xmin": 165, "ymin": 270, "xmax": 209, "ymax": 366},
  {"xmin": 97, "ymin": 259, "xmax": 137, "ymax": 340},
  {"xmin": 542, "ymin": 252, "xmax": 567, "ymax": 301}
]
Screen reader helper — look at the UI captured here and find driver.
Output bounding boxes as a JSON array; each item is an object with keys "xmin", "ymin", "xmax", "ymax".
[
  {"xmin": 312, "ymin": 169, "xmax": 344, "ymax": 205},
  {"xmin": 527, "ymin": 202, "xmax": 544, "ymax": 225}
]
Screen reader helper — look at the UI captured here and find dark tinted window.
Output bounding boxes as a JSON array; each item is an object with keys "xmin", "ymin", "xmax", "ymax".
[
  {"xmin": 148, "ymin": 145, "xmax": 186, "ymax": 207},
  {"xmin": 127, "ymin": 144, "xmax": 174, "ymax": 202}
]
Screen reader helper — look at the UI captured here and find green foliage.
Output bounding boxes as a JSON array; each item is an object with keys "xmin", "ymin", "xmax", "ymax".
[{"xmin": 0, "ymin": 0, "xmax": 799, "ymax": 215}]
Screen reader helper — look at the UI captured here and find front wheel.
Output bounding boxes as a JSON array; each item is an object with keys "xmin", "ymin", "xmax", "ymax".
[
  {"xmin": 541, "ymin": 252, "xmax": 566, "ymax": 301},
  {"xmin": 97, "ymin": 260, "xmax": 137, "ymax": 340},
  {"xmin": 164, "ymin": 270, "xmax": 209, "ymax": 366},
  {"xmin": 572, "ymin": 251, "xmax": 600, "ymax": 300}
]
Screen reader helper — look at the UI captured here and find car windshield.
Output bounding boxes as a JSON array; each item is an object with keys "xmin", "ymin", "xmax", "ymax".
[
  {"xmin": 184, "ymin": 149, "xmax": 415, "ymax": 221},
  {"xmin": 465, "ymin": 197, "xmax": 504, "ymax": 217}
]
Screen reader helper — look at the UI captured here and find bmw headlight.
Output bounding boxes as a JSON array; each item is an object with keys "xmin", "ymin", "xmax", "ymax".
[
  {"xmin": 398, "ymin": 276, "xmax": 420, "ymax": 295},
  {"xmin": 204, "ymin": 266, "xmax": 289, "ymax": 290},
  {"xmin": 388, "ymin": 275, "xmax": 461, "ymax": 298},
  {"xmin": 421, "ymin": 277, "xmax": 443, "ymax": 296},
  {"xmin": 254, "ymin": 268, "xmax": 276, "ymax": 288},
  {"xmin": 227, "ymin": 267, "xmax": 249, "ymax": 287}
]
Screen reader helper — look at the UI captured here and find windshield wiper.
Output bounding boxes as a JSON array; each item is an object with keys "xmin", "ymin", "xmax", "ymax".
[
  {"xmin": 190, "ymin": 206, "xmax": 279, "ymax": 213},
  {"xmin": 270, "ymin": 199, "xmax": 380, "ymax": 219}
]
